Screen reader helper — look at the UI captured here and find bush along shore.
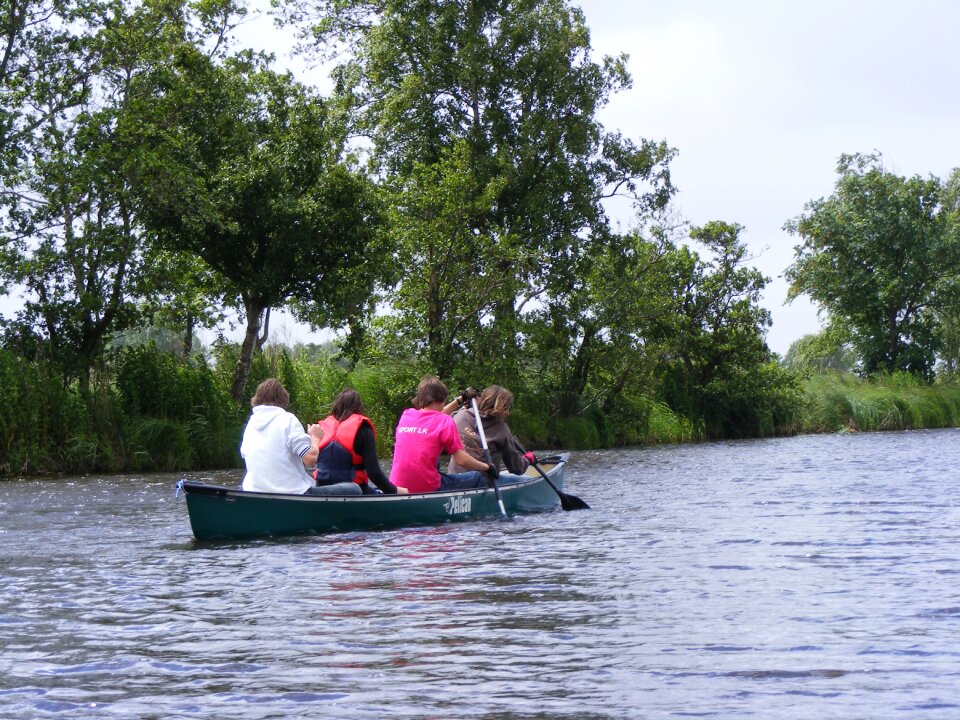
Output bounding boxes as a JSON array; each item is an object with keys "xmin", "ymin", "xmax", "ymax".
[{"xmin": 3, "ymin": 344, "xmax": 959, "ymax": 478}]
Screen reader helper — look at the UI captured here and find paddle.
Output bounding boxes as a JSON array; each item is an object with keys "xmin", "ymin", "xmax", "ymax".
[
  {"xmin": 513, "ymin": 438, "xmax": 589, "ymax": 511},
  {"xmin": 471, "ymin": 397, "xmax": 507, "ymax": 518}
]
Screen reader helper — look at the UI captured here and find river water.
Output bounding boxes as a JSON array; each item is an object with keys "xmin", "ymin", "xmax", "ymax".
[{"xmin": 2, "ymin": 429, "xmax": 960, "ymax": 719}]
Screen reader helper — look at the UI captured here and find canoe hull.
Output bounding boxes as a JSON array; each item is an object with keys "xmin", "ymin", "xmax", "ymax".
[{"xmin": 179, "ymin": 454, "xmax": 568, "ymax": 540}]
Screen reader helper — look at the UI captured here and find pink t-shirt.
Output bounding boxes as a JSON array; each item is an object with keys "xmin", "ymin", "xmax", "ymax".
[{"xmin": 390, "ymin": 407, "xmax": 464, "ymax": 492}]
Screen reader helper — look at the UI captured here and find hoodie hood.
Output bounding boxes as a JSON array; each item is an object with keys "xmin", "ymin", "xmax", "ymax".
[{"xmin": 247, "ymin": 404, "xmax": 285, "ymax": 431}]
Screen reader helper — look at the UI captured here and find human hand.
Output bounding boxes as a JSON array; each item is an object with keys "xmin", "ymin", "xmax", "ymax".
[
  {"xmin": 486, "ymin": 462, "xmax": 500, "ymax": 481},
  {"xmin": 307, "ymin": 423, "xmax": 325, "ymax": 441},
  {"xmin": 523, "ymin": 451, "xmax": 537, "ymax": 464},
  {"xmin": 459, "ymin": 387, "xmax": 481, "ymax": 405},
  {"xmin": 396, "ymin": 486, "xmax": 409, "ymax": 495}
]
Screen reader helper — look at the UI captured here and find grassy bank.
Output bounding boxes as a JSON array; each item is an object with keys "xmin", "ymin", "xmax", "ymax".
[
  {"xmin": 3, "ymin": 344, "xmax": 959, "ymax": 477},
  {"xmin": 796, "ymin": 372, "xmax": 960, "ymax": 433}
]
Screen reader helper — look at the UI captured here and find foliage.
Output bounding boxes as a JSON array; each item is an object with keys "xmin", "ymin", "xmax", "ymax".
[
  {"xmin": 782, "ymin": 328, "xmax": 857, "ymax": 374},
  {"xmin": 653, "ymin": 222, "xmax": 789, "ymax": 437},
  {"xmin": 282, "ymin": 0, "xmax": 675, "ymax": 380},
  {"xmin": 371, "ymin": 141, "xmax": 512, "ymax": 376},
  {"xmin": 785, "ymin": 153, "xmax": 960, "ymax": 377},
  {"xmin": 798, "ymin": 371, "xmax": 960, "ymax": 433},
  {"xmin": 0, "ymin": 0, "xmax": 93, "ymax": 178},
  {"xmin": 8, "ymin": 5, "xmax": 960, "ymax": 478},
  {"xmin": 129, "ymin": 43, "xmax": 387, "ymax": 402}
]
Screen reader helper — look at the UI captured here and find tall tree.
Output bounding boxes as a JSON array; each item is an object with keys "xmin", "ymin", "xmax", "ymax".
[
  {"xmin": 0, "ymin": 0, "xmax": 93, "ymax": 177},
  {"xmin": 131, "ymin": 49, "xmax": 384, "ymax": 401},
  {"xmin": 656, "ymin": 222, "xmax": 778, "ymax": 435},
  {"xmin": 785, "ymin": 153, "xmax": 960, "ymax": 377},
  {"xmin": 0, "ymin": 0, "xmax": 164, "ymax": 386},
  {"xmin": 0, "ymin": 0, "xmax": 249, "ymax": 385},
  {"xmin": 280, "ymin": 0, "xmax": 674, "ymax": 374}
]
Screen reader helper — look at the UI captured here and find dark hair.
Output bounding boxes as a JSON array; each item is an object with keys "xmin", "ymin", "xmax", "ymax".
[
  {"xmin": 412, "ymin": 375, "xmax": 448, "ymax": 409},
  {"xmin": 332, "ymin": 388, "xmax": 365, "ymax": 421},
  {"xmin": 478, "ymin": 385, "xmax": 513, "ymax": 418},
  {"xmin": 251, "ymin": 378, "xmax": 289, "ymax": 409}
]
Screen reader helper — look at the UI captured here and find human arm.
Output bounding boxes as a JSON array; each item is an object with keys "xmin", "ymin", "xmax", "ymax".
[
  {"xmin": 497, "ymin": 425, "xmax": 532, "ymax": 475},
  {"xmin": 442, "ymin": 399, "xmax": 460, "ymax": 415},
  {"xmin": 444, "ymin": 386, "xmax": 481, "ymax": 415},
  {"xmin": 451, "ymin": 448, "xmax": 495, "ymax": 476},
  {"xmin": 300, "ymin": 423, "xmax": 325, "ymax": 467},
  {"xmin": 355, "ymin": 424, "xmax": 403, "ymax": 494}
]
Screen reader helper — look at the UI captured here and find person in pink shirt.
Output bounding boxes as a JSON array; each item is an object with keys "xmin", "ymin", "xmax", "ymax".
[{"xmin": 390, "ymin": 376, "xmax": 496, "ymax": 493}]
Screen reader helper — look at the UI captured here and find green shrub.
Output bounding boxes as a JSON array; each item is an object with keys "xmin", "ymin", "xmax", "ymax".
[{"xmin": 553, "ymin": 415, "xmax": 601, "ymax": 450}]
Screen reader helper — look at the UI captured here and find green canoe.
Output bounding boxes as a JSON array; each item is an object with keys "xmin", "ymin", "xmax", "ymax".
[{"xmin": 177, "ymin": 453, "xmax": 570, "ymax": 540}]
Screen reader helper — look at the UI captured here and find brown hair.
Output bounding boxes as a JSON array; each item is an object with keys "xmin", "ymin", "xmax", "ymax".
[
  {"xmin": 412, "ymin": 375, "xmax": 448, "ymax": 409},
  {"xmin": 251, "ymin": 378, "xmax": 289, "ymax": 408},
  {"xmin": 477, "ymin": 385, "xmax": 513, "ymax": 418},
  {"xmin": 332, "ymin": 388, "xmax": 365, "ymax": 421}
]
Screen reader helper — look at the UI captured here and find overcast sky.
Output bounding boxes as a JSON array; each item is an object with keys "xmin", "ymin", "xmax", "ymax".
[
  {"xmin": 236, "ymin": 0, "xmax": 960, "ymax": 354},
  {"xmin": 579, "ymin": 0, "xmax": 960, "ymax": 354}
]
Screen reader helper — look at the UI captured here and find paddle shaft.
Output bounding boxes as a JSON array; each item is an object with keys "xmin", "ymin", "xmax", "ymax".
[{"xmin": 471, "ymin": 397, "xmax": 507, "ymax": 517}]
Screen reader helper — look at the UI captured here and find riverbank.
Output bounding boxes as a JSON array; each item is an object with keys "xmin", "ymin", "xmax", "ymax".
[
  {"xmin": 3, "ymin": 343, "xmax": 959, "ymax": 476},
  {"xmin": 795, "ymin": 371, "xmax": 960, "ymax": 434}
]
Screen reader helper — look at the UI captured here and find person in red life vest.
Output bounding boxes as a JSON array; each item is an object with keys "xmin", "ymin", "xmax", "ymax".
[
  {"xmin": 314, "ymin": 388, "xmax": 408, "ymax": 495},
  {"xmin": 447, "ymin": 384, "xmax": 534, "ymax": 480},
  {"xmin": 389, "ymin": 375, "xmax": 496, "ymax": 493}
]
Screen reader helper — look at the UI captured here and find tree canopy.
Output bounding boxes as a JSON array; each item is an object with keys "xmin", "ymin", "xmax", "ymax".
[
  {"xmin": 129, "ymin": 48, "xmax": 385, "ymax": 401},
  {"xmin": 283, "ymin": 0, "xmax": 676, "ymax": 382},
  {"xmin": 785, "ymin": 153, "xmax": 960, "ymax": 377}
]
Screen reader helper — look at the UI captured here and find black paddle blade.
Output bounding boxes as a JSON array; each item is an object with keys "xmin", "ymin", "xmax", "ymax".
[{"xmin": 558, "ymin": 491, "xmax": 590, "ymax": 511}]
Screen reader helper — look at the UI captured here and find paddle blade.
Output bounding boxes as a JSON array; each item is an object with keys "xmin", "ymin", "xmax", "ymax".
[{"xmin": 558, "ymin": 491, "xmax": 590, "ymax": 511}]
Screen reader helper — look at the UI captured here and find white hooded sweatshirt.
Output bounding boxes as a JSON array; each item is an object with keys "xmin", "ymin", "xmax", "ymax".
[{"xmin": 240, "ymin": 405, "xmax": 314, "ymax": 494}]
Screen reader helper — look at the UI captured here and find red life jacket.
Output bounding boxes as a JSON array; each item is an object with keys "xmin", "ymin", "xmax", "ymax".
[{"xmin": 315, "ymin": 413, "xmax": 374, "ymax": 485}]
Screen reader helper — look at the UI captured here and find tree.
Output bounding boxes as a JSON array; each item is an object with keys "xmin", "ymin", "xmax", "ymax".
[
  {"xmin": 521, "ymin": 222, "xmax": 682, "ymax": 420},
  {"xmin": 0, "ymin": 0, "xmax": 156, "ymax": 386},
  {"xmin": 0, "ymin": 0, "xmax": 247, "ymax": 387},
  {"xmin": 785, "ymin": 153, "xmax": 960, "ymax": 378},
  {"xmin": 655, "ymin": 222, "xmax": 781, "ymax": 436},
  {"xmin": 0, "ymin": 0, "xmax": 93, "ymax": 177},
  {"xmin": 281, "ymin": 0, "xmax": 675, "ymax": 376},
  {"xmin": 782, "ymin": 329, "xmax": 856, "ymax": 374},
  {"xmin": 130, "ymin": 49, "xmax": 384, "ymax": 402}
]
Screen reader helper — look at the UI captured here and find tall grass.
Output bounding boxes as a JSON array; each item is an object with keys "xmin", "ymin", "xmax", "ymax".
[
  {"xmin": 798, "ymin": 372, "xmax": 960, "ymax": 433},
  {"xmin": 7, "ymin": 343, "xmax": 960, "ymax": 478}
]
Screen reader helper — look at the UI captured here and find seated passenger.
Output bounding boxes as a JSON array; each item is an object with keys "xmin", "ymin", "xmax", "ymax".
[
  {"xmin": 447, "ymin": 384, "xmax": 535, "ymax": 480},
  {"xmin": 314, "ymin": 388, "xmax": 407, "ymax": 495},
  {"xmin": 390, "ymin": 375, "xmax": 497, "ymax": 493},
  {"xmin": 239, "ymin": 378, "xmax": 355, "ymax": 495}
]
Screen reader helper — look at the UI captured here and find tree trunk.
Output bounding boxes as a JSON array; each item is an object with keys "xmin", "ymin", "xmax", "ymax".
[
  {"xmin": 602, "ymin": 357, "xmax": 635, "ymax": 415},
  {"xmin": 559, "ymin": 326, "xmax": 596, "ymax": 417},
  {"xmin": 182, "ymin": 313, "xmax": 194, "ymax": 357},
  {"xmin": 255, "ymin": 306, "xmax": 271, "ymax": 352},
  {"xmin": 231, "ymin": 295, "xmax": 266, "ymax": 404}
]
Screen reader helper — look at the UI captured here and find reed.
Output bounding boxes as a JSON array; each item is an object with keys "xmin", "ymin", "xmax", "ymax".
[
  {"xmin": 646, "ymin": 401, "xmax": 697, "ymax": 444},
  {"xmin": 798, "ymin": 372, "xmax": 960, "ymax": 433}
]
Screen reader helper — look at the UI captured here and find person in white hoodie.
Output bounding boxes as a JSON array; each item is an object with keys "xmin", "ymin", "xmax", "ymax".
[{"xmin": 240, "ymin": 378, "xmax": 360, "ymax": 495}]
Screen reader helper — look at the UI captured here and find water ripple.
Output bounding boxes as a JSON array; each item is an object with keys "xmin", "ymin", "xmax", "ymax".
[{"xmin": 4, "ymin": 431, "xmax": 960, "ymax": 718}]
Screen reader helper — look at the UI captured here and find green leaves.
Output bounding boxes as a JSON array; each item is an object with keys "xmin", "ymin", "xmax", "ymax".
[
  {"xmin": 130, "ymin": 48, "xmax": 384, "ymax": 399},
  {"xmin": 786, "ymin": 152, "xmax": 960, "ymax": 377}
]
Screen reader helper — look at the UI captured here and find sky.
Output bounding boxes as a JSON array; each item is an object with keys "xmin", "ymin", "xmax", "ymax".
[
  {"xmin": 577, "ymin": 0, "xmax": 960, "ymax": 354},
  {"xmin": 6, "ymin": 1, "xmax": 958, "ymax": 356},
  {"xmin": 232, "ymin": 0, "xmax": 960, "ymax": 355}
]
